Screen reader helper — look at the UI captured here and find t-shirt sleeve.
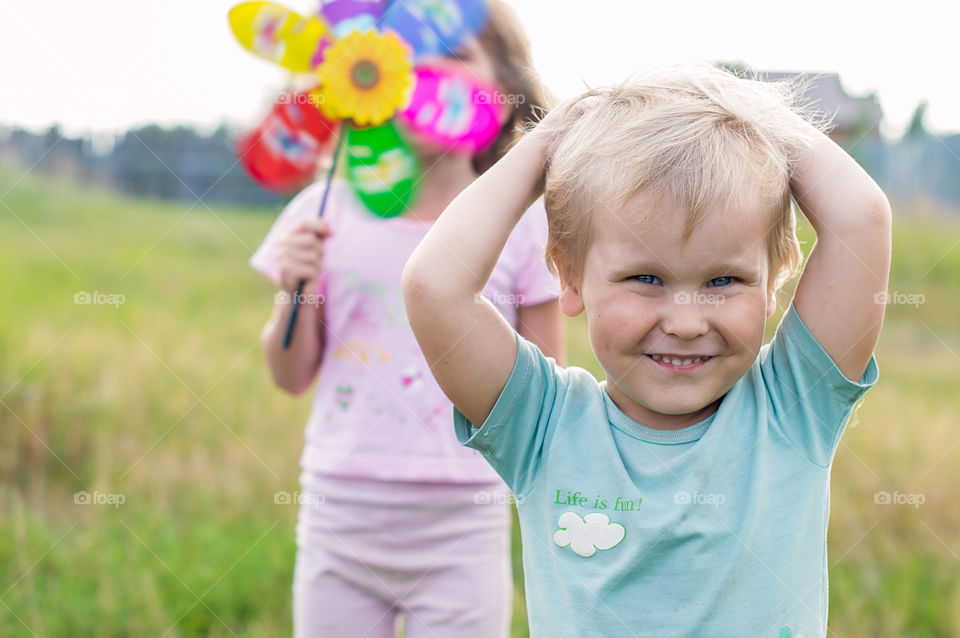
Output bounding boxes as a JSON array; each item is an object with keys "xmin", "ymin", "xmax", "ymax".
[
  {"xmin": 761, "ymin": 300, "xmax": 879, "ymax": 466},
  {"xmin": 453, "ymin": 330, "xmax": 565, "ymax": 497},
  {"xmin": 511, "ymin": 198, "xmax": 561, "ymax": 307},
  {"xmin": 249, "ymin": 180, "xmax": 346, "ymax": 292}
]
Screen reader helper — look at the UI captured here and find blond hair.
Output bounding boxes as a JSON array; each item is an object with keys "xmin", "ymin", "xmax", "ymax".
[{"xmin": 541, "ymin": 64, "xmax": 825, "ymax": 292}]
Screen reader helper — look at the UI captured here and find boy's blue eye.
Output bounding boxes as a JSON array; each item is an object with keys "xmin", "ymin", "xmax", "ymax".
[
  {"xmin": 709, "ymin": 276, "xmax": 735, "ymax": 287},
  {"xmin": 630, "ymin": 275, "xmax": 736, "ymax": 286}
]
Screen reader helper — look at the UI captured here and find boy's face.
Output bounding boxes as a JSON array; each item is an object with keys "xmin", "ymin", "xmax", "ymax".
[{"xmin": 556, "ymin": 191, "xmax": 778, "ymax": 430}]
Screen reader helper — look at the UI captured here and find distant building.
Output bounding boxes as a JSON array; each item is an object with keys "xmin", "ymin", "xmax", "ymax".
[
  {"xmin": 720, "ymin": 64, "xmax": 884, "ymax": 146},
  {"xmin": 763, "ymin": 71, "xmax": 883, "ymax": 145}
]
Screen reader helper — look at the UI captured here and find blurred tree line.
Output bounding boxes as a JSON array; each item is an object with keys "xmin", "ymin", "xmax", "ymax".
[
  {"xmin": 1, "ymin": 108, "xmax": 959, "ymax": 213},
  {"xmin": 0, "ymin": 123, "xmax": 287, "ymax": 208}
]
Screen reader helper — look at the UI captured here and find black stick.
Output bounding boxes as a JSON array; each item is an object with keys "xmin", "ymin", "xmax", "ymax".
[{"xmin": 282, "ymin": 127, "xmax": 347, "ymax": 350}]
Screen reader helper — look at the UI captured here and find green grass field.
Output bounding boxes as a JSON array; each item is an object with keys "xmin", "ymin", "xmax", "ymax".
[{"xmin": 1, "ymin": 163, "xmax": 958, "ymax": 637}]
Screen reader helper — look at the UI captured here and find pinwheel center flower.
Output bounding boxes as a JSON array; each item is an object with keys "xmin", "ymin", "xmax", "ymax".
[
  {"xmin": 351, "ymin": 60, "xmax": 381, "ymax": 90},
  {"xmin": 317, "ymin": 29, "xmax": 413, "ymax": 128}
]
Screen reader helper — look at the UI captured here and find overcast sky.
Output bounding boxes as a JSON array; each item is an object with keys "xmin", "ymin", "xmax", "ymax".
[{"xmin": 1, "ymin": 0, "xmax": 956, "ymax": 139}]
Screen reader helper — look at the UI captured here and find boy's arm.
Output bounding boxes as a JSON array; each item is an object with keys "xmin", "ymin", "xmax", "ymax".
[
  {"xmin": 402, "ymin": 136, "xmax": 547, "ymax": 427},
  {"xmin": 791, "ymin": 129, "xmax": 892, "ymax": 382}
]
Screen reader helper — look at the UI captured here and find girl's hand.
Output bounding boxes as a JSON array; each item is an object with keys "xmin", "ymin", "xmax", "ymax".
[{"xmin": 275, "ymin": 218, "xmax": 333, "ymax": 295}]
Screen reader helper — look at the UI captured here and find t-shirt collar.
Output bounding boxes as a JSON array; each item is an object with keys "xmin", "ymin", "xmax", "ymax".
[{"xmin": 600, "ymin": 382, "xmax": 718, "ymax": 444}]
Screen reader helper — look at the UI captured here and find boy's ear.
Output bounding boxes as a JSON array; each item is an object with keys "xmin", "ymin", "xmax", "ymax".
[
  {"xmin": 765, "ymin": 283, "xmax": 778, "ymax": 319},
  {"xmin": 551, "ymin": 247, "xmax": 585, "ymax": 317}
]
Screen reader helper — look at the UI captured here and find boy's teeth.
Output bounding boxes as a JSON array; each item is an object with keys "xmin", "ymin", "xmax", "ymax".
[{"xmin": 651, "ymin": 354, "xmax": 706, "ymax": 365}]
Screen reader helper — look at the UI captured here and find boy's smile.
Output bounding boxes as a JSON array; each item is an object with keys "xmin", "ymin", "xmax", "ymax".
[
  {"xmin": 557, "ymin": 191, "xmax": 780, "ymax": 431},
  {"xmin": 646, "ymin": 353, "xmax": 713, "ymax": 371}
]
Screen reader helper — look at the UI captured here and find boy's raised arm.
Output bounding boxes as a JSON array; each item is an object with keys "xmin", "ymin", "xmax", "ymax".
[
  {"xmin": 791, "ymin": 127, "xmax": 892, "ymax": 382},
  {"xmin": 401, "ymin": 134, "xmax": 548, "ymax": 427}
]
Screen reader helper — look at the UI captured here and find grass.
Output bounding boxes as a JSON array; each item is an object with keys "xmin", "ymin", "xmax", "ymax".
[{"xmin": 1, "ymin": 163, "xmax": 958, "ymax": 637}]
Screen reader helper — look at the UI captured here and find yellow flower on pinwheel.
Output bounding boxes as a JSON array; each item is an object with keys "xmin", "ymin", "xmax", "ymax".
[{"xmin": 317, "ymin": 29, "xmax": 413, "ymax": 127}]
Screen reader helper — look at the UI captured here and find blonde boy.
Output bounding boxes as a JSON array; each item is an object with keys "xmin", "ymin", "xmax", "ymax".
[{"xmin": 402, "ymin": 65, "xmax": 890, "ymax": 637}]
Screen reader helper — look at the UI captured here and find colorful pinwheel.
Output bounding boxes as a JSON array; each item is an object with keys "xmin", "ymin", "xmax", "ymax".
[{"xmin": 229, "ymin": 0, "xmax": 500, "ymax": 217}]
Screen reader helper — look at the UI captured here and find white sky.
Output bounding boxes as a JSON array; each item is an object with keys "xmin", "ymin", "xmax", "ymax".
[{"xmin": 1, "ymin": 0, "xmax": 957, "ymax": 139}]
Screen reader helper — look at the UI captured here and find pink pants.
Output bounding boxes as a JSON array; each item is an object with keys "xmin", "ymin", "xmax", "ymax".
[{"xmin": 292, "ymin": 472, "xmax": 514, "ymax": 638}]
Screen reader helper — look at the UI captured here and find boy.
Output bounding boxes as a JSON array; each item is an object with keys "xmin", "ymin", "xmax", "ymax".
[{"xmin": 401, "ymin": 66, "xmax": 890, "ymax": 637}]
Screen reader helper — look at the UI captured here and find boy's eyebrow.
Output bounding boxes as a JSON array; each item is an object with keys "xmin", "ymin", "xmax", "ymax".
[{"xmin": 611, "ymin": 257, "xmax": 762, "ymax": 278}]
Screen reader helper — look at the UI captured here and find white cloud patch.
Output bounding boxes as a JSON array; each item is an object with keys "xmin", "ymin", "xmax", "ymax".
[{"xmin": 553, "ymin": 512, "xmax": 625, "ymax": 557}]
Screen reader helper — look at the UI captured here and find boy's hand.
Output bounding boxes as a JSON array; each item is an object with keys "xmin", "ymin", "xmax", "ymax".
[
  {"xmin": 522, "ymin": 107, "xmax": 565, "ymax": 159},
  {"xmin": 275, "ymin": 218, "xmax": 333, "ymax": 296}
]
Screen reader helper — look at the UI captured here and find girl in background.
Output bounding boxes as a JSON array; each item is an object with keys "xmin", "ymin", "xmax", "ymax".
[{"xmin": 250, "ymin": 3, "xmax": 564, "ymax": 636}]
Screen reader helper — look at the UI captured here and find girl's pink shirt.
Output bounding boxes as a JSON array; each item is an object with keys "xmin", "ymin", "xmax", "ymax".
[{"xmin": 251, "ymin": 179, "xmax": 560, "ymax": 483}]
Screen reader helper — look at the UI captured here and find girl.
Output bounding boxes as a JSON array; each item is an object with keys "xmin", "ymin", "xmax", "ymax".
[{"xmin": 249, "ymin": 3, "xmax": 564, "ymax": 636}]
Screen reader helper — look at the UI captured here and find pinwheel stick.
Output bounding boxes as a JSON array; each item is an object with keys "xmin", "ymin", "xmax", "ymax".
[{"xmin": 282, "ymin": 127, "xmax": 347, "ymax": 350}]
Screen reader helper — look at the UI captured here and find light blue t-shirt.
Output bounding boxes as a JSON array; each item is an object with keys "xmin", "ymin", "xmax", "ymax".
[{"xmin": 454, "ymin": 301, "xmax": 878, "ymax": 638}]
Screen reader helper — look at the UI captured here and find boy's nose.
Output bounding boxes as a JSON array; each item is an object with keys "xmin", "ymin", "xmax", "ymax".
[{"xmin": 661, "ymin": 297, "xmax": 710, "ymax": 340}]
